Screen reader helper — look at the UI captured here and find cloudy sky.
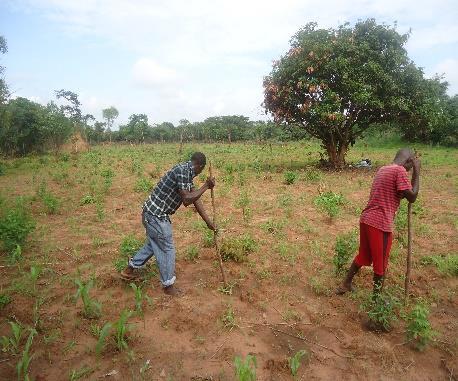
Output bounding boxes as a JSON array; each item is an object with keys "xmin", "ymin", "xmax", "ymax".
[{"xmin": 1, "ymin": 0, "xmax": 457, "ymax": 127}]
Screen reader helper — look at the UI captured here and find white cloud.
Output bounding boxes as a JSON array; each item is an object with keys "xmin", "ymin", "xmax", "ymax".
[
  {"xmin": 132, "ymin": 58, "xmax": 177, "ymax": 87},
  {"xmin": 429, "ymin": 59, "xmax": 458, "ymax": 95}
]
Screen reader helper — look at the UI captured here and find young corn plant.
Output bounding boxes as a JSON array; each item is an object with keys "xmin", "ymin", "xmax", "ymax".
[
  {"xmin": 289, "ymin": 349, "xmax": 308, "ymax": 379},
  {"xmin": 221, "ymin": 305, "xmax": 238, "ymax": 330},
  {"xmin": 406, "ymin": 302, "xmax": 436, "ymax": 351},
  {"xmin": 234, "ymin": 354, "xmax": 256, "ymax": 381},
  {"xmin": 114, "ymin": 309, "xmax": 133, "ymax": 351},
  {"xmin": 129, "ymin": 283, "xmax": 151, "ymax": 317},
  {"xmin": 1, "ymin": 321, "xmax": 24, "ymax": 354},
  {"xmin": 29, "ymin": 266, "xmax": 42, "ymax": 293},
  {"xmin": 95, "ymin": 322, "xmax": 113, "ymax": 356},
  {"xmin": 74, "ymin": 279, "xmax": 101, "ymax": 319},
  {"xmin": 16, "ymin": 328, "xmax": 37, "ymax": 381}
]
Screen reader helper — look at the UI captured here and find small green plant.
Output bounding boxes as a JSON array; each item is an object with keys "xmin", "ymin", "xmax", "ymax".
[
  {"xmin": 185, "ymin": 245, "xmax": 200, "ymax": 262},
  {"xmin": 1, "ymin": 321, "xmax": 24, "ymax": 354},
  {"xmin": 74, "ymin": 279, "xmax": 101, "ymax": 319},
  {"xmin": 80, "ymin": 194, "xmax": 96, "ymax": 205},
  {"xmin": 303, "ymin": 169, "xmax": 322, "ymax": 182},
  {"xmin": 0, "ymin": 199, "xmax": 35, "ymax": 258},
  {"xmin": 95, "ymin": 322, "xmax": 113, "ymax": 356},
  {"xmin": 314, "ymin": 191, "xmax": 345, "ymax": 218},
  {"xmin": 283, "ymin": 171, "xmax": 297, "ymax": 185},
  {"xmin": 333, "ymin": 230, "xmax": 358, "ymax": 274},
  {"xmin": 0, "ymin": 293, "xmax": 11, "ymax": 309},
  {"xmin": 69, "ymin": 365, "xmax": 93, "ymax": 381},
  {"xmin": 130, "ymin": 283, "xmax": 150, "ymax": 316},
  {"xmin": 406, "ymin": 302, "xmax": 436, "ymax": 351},
  {"xmin": 289, "ymin": 349, "xmax": 308, "ymax": 378},
  {"xmin": 260, "ymin": 219, "xmax": 284, "ymax": 235},
  {"xmin": 29, "ymin": 266, "xmax": 42, "ymax": 293},
  {"xmin": 221, "ymin": 305, "xmax": 237, "ymax": 330},
  {"xmin": 115, "ymin": 235, "xmax": 143, "ymax": 272},
  {"xmin": 234, "ymin": 354, "xmax": 256, "ymax": 381},
  {"xmin": 217, "ymin": 280, "xmax": 238, "ymax": 295},
  {"xmin": 220, "ymin": 234, "xmax": 257, "ymax": 262},
  {"xmin": 420, "ymin": 254, "xmax": 458, "ymax": 277},
  {"xmin": 235, "ymin": 190, "xmax": 252, "ymax": 223},
  {"xmin": 113, "ymin": 309, "xmax": 133, "ymax": 351},
  {"xmin": 37, "ymin": 182, "xmax": 60, "ymax": 214},
  {"xmin": 361, "ymin": 289, "xmax": 400, "ymax": 331},
  {"xmin": 134, "ymin": 177, "xmax": 153, "ymax": 193},
  {"xmin": 202, "ymin": 229, "xmax": 215, "ymax": 248},
  {"xmin": 16, "ymin": 328, "xmax": 37, "ymax": 381}
]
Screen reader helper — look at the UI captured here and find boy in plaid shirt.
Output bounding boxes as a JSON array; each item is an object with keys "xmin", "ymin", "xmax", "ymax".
[{"xmin": 337, "ymin": 148, "xmax": 420, "ymax": 296}]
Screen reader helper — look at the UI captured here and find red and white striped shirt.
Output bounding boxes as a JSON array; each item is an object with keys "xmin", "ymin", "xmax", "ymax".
[{"xmin": 360, "ymin": 164, "xmax": 412, "ymax": 232}]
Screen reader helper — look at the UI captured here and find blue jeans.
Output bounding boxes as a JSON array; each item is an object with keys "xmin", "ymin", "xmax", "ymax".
[{"xmin": 129, "ymin": 212, "xmax": 176, "ymax": 287}]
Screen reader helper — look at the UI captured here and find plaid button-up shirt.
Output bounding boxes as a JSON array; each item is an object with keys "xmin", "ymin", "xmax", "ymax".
[{"xmin": 143, "ymin": 161, "xmax": 195, "ymax": 218}]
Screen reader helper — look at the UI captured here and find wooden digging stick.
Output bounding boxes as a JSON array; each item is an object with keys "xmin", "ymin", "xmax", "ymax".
[
  {"xmin": 404, "ymin": 202, "xmax": 413, "ymax": 301},
  {"xmin": 209, "ymin": 162, "xmax": 227, "ymax": 286}
]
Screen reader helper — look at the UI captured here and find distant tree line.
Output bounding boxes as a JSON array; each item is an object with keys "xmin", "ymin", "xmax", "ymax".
[{"xmin": 0, "ymin": 32, "xmax": 456, "ymax": 158}]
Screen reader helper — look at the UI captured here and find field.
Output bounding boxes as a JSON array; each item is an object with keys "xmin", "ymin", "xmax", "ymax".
[{"xmin": 0, "ymin": 140, "xmax": 457, "ymax": 381}]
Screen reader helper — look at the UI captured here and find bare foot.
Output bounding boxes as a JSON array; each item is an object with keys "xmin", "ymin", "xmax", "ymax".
[
  {"xmin": 335, "ymin": 283, "xmax": 354, "ymax": 295},
  {"xmin": 163, "ymin": 285, "xmax": 183, "ymax": 296}
]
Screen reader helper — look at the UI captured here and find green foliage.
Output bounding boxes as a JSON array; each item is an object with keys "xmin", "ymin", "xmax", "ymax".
[
  {"xmin": 361, "ymin": 289, "xmax": 400, "ymax": 331},
  {"xmin": 283, "ymin": 171, "xmax": 298, "ymax": 185},
  {"xmin": 261, "ymin": 219, "xmax": 285, "ymax": 235},
  {"xmin": 420, "ymin": 254, "xmax": 458, "ymax": 277},
  {"xmin": 406, "ymin": 302, "xmax": 436, "ymax": 351},
  {"xmin": 221, "ymin": 305, "xmax": 237, "ymax": 329},
  {"xmin": 234, "ymin": 354, "xmax": 256, "ymax": 381},
  {"xmin": 69, "ymin": 366, "xmax": 93, "ymax": 381},
  {"xmin": 95, "ymin": 322, "xmax": 113, "ymax": 356},
  {"xmin": 37, "ymin": 182, "xmax": 60, "ymax": 214},
  {"xmin": 134, "ymin": 176, "xmax": 153, "ymax": 193},
  {"xmin": 113, "ymin": 309, "xmax": 133, "ymax": 351},
  {"xmin": 1, "ymin": 321, "xmax": 24, "ymax": 354},
  {"xmin": 74, "ymin": 278, "xmax": 101, "ymax": 319},
  {"xmin": 29, "ymin": 265, "xmax": 42, "ymax": 293},
  {"xmin": 289, "ymin": 349, "xmax": 308, "ymax": 378},
  {"xmin": 220, "ymin": 234, "xmax": 256, "ymax": 262},
  {"xmin": 314, "ymin": 192, "xmax": 345, "ymax": 218},
  {"xmin": 202, "ymin": 229, "xmax": 215, "ymax": 248},
  {"xmin": 0, "ymin": 293, "xmax": 11, "ymax": 309},
  {"xmin": 16, "ymin": 328, "xmax": 36, "ymax": 381},
  {"xmin": 0, "ymin": 199, "xmax": 35, "ymax": 257},
  {"xmin": 79, "ymin": 195, "xmax": 95, "ymax": 205},
  {"xmin": 185, "ymin": 245, "xmax": 200, "ymax": 262},
  {"xmin": 303, "ymin": 169, "xmax": 322, "ymax": 182},
  {"xmin": 115, "ymin": 235, "xmax": 143, "ymax": 272},
  {"xmin": 395, "ymin": 200, "xmax": 423, "ymax": 231},
  {"xmin": 235, "ymin": 190, "xmax": 252, "ymax": 223},
  {"xmin": 333, "ymin": 230, "xmax": 358, "ymax": 274},
  {"xmin": 129, "ymin": 283, "xmax": 148, "ymax": 316}
]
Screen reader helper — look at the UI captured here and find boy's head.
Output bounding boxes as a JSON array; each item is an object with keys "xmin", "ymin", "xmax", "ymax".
[
  {"xmin": 191, "ymin": 152, "xmax": 206, "ymax": 175},
  {"xmin": 393, "ymin": 148, "xmax": 415, "ymax": 171}
]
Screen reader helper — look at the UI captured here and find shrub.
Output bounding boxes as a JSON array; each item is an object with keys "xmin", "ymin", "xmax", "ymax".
[
  {"xmin": 0, "ymin": 199, "xmax": 35, "ymax": 256},
  {"xmin": 406, "ymin": 302, "xmax": 436, "ymax": 351},
  {"xmin": 220, "ymin": 234, "xmax": 257, "ymax": 262},
  {"xmin": 115, "ymin": 235, "xmax": 143, "ymax": 272},
  {"xmin": 333, "ymin": 230, "xmax": 358, "ymax": 274},
  {"xmin": 283, "ymin": 171, "xmax": 297, "ymax": 185},
  {"xmin": 314, "ymin": 191, "xmax": 345, "ymax": 218},
  {"xmin": 234, "ymin": 354, "xmax": 256, "ymax": 381}
]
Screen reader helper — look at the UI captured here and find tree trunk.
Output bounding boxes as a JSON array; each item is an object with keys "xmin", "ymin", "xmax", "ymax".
[{"xmin": 325, "ymin": 140, "xmax": 348, "ymax": 169}]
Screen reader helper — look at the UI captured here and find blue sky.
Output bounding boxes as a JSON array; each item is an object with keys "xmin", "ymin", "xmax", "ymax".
[{"xmin": 1, "ymin": 0, "xmax": 457, "ymax": 128}]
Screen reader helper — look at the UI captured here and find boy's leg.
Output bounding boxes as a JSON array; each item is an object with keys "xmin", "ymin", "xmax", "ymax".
[{"xmin": 369, "ymin": 227, "xmax": 392, "ymax": 296}]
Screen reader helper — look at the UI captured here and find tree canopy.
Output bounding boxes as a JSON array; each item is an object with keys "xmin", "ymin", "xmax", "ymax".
[{"xmin": 263, "ymin": 19, "xmax": 450, "ymax": 168}]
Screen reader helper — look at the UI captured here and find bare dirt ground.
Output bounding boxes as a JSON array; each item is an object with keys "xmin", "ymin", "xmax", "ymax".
[{"xmin": 1, "ymin": 142, "xmax": 457, "ymax": 380}]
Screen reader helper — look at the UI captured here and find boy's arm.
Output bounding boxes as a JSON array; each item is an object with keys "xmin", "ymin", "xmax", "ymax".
[
  {"xmin": 402, "ymin": 158, "xmax": 420, "ymax": 203},
  {"xmin": 178, "ymin": 177, "xmax": 215, "ymax": 206}
]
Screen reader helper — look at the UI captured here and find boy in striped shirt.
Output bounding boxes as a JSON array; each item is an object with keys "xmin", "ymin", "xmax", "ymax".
[{"xmin": 337, "ymin": 148, "xmax": 420, "ymax": 296}]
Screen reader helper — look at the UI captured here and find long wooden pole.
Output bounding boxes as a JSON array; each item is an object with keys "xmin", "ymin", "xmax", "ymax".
[
  {"xmin": 404, "ymin": 202, "xmax": 413, "ymax": 300},
  {"xmin": 209, "ymin": 162, "xmax": 227, "ymax": 286}
]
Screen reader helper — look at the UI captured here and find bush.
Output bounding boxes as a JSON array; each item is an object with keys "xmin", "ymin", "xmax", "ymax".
[
  {"xmin": 0, "ymin": 199, "xmax": 35, "ymax": 256},
  {"xmin": 333, "ymin": 230, "xmax": 358, "ymax": 274},
  {"xmin": 220, "ymin": 234, "xmax": 257, "ymax": 262},
  {"xmin": 283, "ymin": 171, "xmax": 297, "ymax": 185},
  {"xmin": 406, "ymin": 302, "xmax": 436, "ymax": 351},
  {"xmin": 360, "ymin": 289, "xmax": 400, "ymax": 331},
  {"xmin": 314, "ymin": 191, "xmax": 345, "ymax": 218},
  {"xmin": 114, "ymin": 235, "xmax": 144, "ymax": 272}
]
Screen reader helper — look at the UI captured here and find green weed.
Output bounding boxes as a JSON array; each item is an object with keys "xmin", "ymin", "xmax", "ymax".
[
  {"xmin": 406, "ymin": 302, "xmax": 436, "ymax": 351},
  {"xmin": 235, "ymin": 190, "xmax": 252, "ymax": 223},
  {"xmin": 37, "ymin": 182, "xmax": 60, "ymax": 214},
  {"xmin": 283, "ymin": 171, "xmax": 297, "ymax": 185},
  {"xmin": 234, "ymin": 354, "xmax": 256, "ymax": 381},
  {"xmin": 134, "ymin": 177, "xmax": 153, "ymax": 193},
  {"xmin": 69, "ymin": 365, "xmax": 93, "ymax": 381},
  {"xmin": 314, "ymin": 191, "xmax": 345, "ymax": 218},
  {"xmin": 261, "ymin": 219, "xmax": 285, "ymax": 235},
  {"xmin": 360, "ymin": 288, "xmax": 400, "ymax": 331},
  {"xmin": 80, "ymin": 194, "xmax": 96, "ymax": 205},
  {"xmin": 221, "ymin": 305, "xmax": 238, "ymax": 330},
  {"xmin": 185, "ymin": 245, "xmax": 200, "ymax": 262},
  {"xmin": 115, "ymin": 235, "xmax": 143, "ymax": 272},
  {"xmin": 420, "ymin": 254, "xmax": 458, "ymax": 277},
  {"xmin": 333, "ymin": 230, "xmax": 358, "ymax": 274},
  {"xmin": 0, "ymin": 293, "xmax": 11, "ymax": 309},
  {"xmin": 220, "ymin": 234, "xmax": 257, "ymax": 262}
]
